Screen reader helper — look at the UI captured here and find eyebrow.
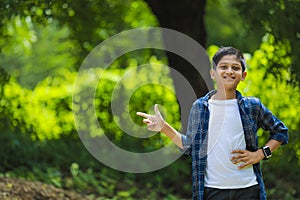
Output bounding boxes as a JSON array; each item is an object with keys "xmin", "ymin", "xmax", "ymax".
[{"xmin": 218, "ymin": 61, "xmax": 241, "ymax": 66}]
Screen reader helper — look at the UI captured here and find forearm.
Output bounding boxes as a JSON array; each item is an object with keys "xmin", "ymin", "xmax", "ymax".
[
  {"xmin": 257, "ymin": 139, "xmax": 283, "ymax": 160},
  {"xmin": 161, "ymin": 122, "xmax": 183, "ymax": 149},
  {"xmin": 265, "ymin": 139, "xmax": 282, "ymax": 152}
]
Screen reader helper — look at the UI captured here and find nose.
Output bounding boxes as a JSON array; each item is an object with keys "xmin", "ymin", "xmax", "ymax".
[{"xmin": 226, "ymin": 67, "xmax": 233, "ymax": 75}]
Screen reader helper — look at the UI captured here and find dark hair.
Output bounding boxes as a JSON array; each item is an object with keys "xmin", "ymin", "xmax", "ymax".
[{"xmin": 212, "ymin": 46, "xmax": 246, "ymax": 72}]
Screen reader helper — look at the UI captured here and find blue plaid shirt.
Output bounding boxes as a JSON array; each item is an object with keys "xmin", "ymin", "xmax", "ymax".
[{"xmin": 181, "ymin": 90, "xmax": 288, "ymax": 200}]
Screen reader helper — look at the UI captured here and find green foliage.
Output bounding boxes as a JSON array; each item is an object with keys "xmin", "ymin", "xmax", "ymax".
[
  {"xmin": 73, "ymin": 55, "xmax": 181, "ymax": 152},
  {"xmin": 68, "ymin": 163, "xmax": 116, "ymax": 196},
  {"xmin": 0, "ymin": 16, "xmax": 77, "ymax": 89},
  {"xmin": 54, "ymin": 0, "xmax": 158, "ymax": 60},
  {"xmin": 205, "ymin": 0, "xmax": 262, "ymax": 52},
  {"xmin": 2, "ymin": 75, "xmax": 75, "ymax": 140},
  {"xmin": 0, "ymin": 1, "xmax": 162, "ymax": 142},
  {"xmin": 233, "ymin": 0, "xmax": 300, "ymax": 81}
]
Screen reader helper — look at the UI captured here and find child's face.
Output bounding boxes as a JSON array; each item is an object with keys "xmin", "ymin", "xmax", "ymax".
[{"xmin": 210, "ymin": 55, "xmax": 247, "ymax": 91}]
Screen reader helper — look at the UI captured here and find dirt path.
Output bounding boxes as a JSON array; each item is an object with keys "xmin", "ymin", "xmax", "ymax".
[{"xmin": 0, "ymin": 177, "xmax": 93, "ymax": 200}]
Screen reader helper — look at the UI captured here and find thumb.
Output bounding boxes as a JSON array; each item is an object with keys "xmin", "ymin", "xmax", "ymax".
[{"xmin": 154, "ymin": 104, "xmax": 161, "ymax": 117}]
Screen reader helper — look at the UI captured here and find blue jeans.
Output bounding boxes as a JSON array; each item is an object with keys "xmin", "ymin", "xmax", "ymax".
[{"xmin": 204, "ymin": 184, "xmax": 260, "ymax": 200}]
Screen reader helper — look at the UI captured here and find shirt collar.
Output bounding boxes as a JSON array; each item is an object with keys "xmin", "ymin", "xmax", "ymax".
[{"xmin": 203, "ymin": 90, "xmax": 243, "ymax": 107}]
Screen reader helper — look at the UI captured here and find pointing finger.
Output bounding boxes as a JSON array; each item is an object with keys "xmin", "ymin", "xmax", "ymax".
[{"xmin": 136, "ymin": 112, "xmax": 151, "ymax": 118}]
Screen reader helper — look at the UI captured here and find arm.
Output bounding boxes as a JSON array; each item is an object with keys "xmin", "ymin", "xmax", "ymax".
[
  {"xmin": 161, "ymin": 122, "xmax": 183, "ymax": 149},
  {"xmin": 265, "ymin": 138, "xmax": 282, "ymax": 152},
  {"xmin": 136, "ymin": 104, "xmax": 183, "ymax": 149},
  {"xmin": 231, "ymin": 99, "xmax": 288, "ymax": 169}
]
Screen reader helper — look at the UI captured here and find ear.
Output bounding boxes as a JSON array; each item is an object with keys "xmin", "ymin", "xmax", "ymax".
[
  {"xmin": 210, "ymin": 69, "xmax": 215, "ymax": 79},
  {"xmin": 241, "ymin": 71, "xmax": 247, "ymax": 81}
]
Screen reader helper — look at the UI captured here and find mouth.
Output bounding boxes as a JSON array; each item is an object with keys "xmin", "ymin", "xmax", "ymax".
[{"xmin": 223, "ymin": 76, "xmax": 236, "ymax": 80}]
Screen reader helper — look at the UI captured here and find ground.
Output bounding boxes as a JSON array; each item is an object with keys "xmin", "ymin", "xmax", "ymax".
[{"xmin": 0, "ymin": 177, "xmax": 93, "ymax": 200}]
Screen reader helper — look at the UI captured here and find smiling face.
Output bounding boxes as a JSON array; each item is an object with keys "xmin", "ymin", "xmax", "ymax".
[{"xmin": 210, "ymin": 55, "xmax": 247, "ymax": 91}]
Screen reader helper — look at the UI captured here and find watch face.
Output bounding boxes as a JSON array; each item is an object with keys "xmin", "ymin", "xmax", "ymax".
[{"xmin": 263, "ymin": 146, "xmax": 272, "ymax": 157}]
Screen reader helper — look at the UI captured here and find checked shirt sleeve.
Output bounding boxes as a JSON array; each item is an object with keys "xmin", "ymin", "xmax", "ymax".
[
  {"xmin": 256, "ymin": 99, "xmax": 289, "ymax": 145},
  {"xmin": 181, "ymin": 100, "xmax": 201, "ymax": 155}
]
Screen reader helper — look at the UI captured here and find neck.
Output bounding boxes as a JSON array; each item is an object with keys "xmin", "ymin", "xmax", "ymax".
[{"xmin": 213, "ymin": 89, "xmax": 237, "ymax": 100}]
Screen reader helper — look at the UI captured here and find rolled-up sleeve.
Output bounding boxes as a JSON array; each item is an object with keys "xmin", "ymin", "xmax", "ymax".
[{"xmin": 258, "ymin": 100, "xmax": 289, "ymax": 145}]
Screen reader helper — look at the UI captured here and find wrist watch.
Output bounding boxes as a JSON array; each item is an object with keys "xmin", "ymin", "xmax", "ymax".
[{"xmin": 261, "ymin": 146, "xmax": 272, "ymax": 160}]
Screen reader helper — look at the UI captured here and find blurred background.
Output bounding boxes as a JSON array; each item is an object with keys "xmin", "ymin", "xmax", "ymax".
[{"xmin": 0, "ymin": 0, "xmax": 299, "ymax": 199}]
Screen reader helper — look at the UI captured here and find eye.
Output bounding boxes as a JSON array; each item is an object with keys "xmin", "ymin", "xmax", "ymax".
[
  {"xmin": 232, "ymin": 66, "xmax": 241, "ymax": 71},
  {"xmin": 219, "ymin": 65, "xmax": 227, "ymax": 70}
]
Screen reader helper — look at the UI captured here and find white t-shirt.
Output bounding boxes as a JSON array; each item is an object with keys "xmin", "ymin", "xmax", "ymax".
[{"xmin": 204, "ymin": 99, "xmax": 258, "ymax": 189}]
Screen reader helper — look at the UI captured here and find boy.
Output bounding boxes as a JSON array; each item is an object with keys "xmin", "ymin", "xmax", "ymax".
[{"xmin": 137, "ymin": 46, "xmax": 288, "ymax": 200}]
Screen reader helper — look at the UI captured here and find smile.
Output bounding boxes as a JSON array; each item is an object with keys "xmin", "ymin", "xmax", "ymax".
[{"xmin": 223, "ymin": 76, "xmax": 236, "ymax": 79}]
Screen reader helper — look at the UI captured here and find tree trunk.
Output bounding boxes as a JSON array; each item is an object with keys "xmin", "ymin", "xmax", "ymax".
[{"xmin": 145, "ymin": 0, "xmax": 212, "ymax": 132}]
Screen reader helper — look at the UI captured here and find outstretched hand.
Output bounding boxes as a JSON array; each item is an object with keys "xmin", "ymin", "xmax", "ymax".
[{"xmin": 136, "ymin": 104, "xmax": 165, "ymax": 132}]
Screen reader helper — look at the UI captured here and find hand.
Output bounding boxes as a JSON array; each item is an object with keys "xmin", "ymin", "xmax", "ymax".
[
  {"xmin": 230, "ymin": 149, "xmax": 264, "ymax": 169},
  {"xmin": 136, "ymin": 104, "xmax": 165, "ymax": 132}
]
